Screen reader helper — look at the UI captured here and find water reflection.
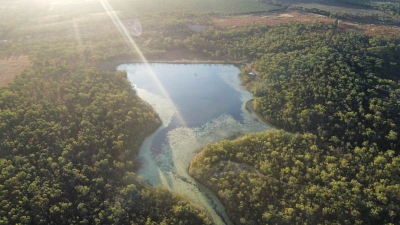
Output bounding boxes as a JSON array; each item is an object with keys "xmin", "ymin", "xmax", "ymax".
[{"xmin": 117, "ymin": 63, "xmax": 273, "ymax": 225}]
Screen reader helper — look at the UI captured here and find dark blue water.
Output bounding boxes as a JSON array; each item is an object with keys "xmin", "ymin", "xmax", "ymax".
[
  {"xmin": 125, "ymin": 63, "xmax": 243, "ymax": 127},
  {"xmin": 117, "ymin": 63, "xmax": 271, "ymax": 225}
]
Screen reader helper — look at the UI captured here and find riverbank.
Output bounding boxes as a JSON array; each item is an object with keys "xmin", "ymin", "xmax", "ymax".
[
  {"xmin": 245, "ymin": 99, "xmax": 281, "ymax": 129},
  {"xmin": 98, "ymin": 50, "xmax": 246, "ymax": 71},
  {"xmin": 121, "ymin": 63, "xmax": 271, "ymax": 225}
]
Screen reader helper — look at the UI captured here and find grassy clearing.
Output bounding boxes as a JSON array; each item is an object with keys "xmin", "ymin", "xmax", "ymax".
[
  {"xmin": 292, "ymin": 2, "xmax": 386, "ymax": 15},
  {"xmin": 0, "ymin": 55, "xmax": 30, "ymax": 87},
  {"xmin": 213, "ymin": 9, "xmax": 400, "ymax": 38},
  {"xmin": 2, "ymin": 0, "xmax": 281, "ymax": 38},
  {"xmin": 213, "ymin": 11, "xmax": 333, "ymax": 28}
]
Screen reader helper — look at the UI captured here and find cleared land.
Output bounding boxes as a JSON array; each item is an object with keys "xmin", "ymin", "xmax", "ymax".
[
  {"xmin": 0, "ymin": 55, "xmax": 30, "ymax": 87},
  {"xmin": 292, "ymin": 3, "xmax": 386, "ymax": 16},
  {"xmin": 213, "ymin": 10, "xmax": 400, "ymax": 37},
  {"xmin": 342, "ymin": 22, "xmax": 400, "ymax": 37},
  {"xmin": 213, "ymin": 11, "xmax": 332, "ymax": 28},
  {"xmin": 265, "ymin": 0, "xmax": 387, "ymax": 15}
]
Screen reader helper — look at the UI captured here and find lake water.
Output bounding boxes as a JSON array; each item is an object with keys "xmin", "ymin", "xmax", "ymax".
[{"xmin": 117, "ymin": 63, "xmax": 272, "ymax": 225}]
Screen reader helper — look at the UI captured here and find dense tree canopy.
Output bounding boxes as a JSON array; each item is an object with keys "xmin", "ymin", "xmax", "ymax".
[
  {"xmin": 0, "ymin": 64, "xmax": 211, "ymax": 224},
  {"xmin": 249, "ymin": 30, "xmax": 400, "ymax": 151},
  {"xmin": 1, "ymin": 4, "xmax": 400, "ymax": 224},
  {"xmin": 190, "ymin": 131, "xmax": 400, "ymax": 224},
  {"xmin": 190, "ymin": 22, "xmax": 400, "ymax": 225}
]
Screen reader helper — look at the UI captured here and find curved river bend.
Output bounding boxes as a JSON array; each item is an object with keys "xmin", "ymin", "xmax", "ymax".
[{"xmin": 117, "ymin": 63, "xmax": 273, "ymax": 225}]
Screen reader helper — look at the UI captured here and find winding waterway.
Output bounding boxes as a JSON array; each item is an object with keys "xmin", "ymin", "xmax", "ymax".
[{"xmin": 117, "ymin": 63, "xmax": 273, "ymax": 225}]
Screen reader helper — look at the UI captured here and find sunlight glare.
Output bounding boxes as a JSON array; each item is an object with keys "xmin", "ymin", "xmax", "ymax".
[
  {"xmin": 73, "ymin": 18, "xmax": 83, "ymax": 56},
  {"xmin": 99, "ymin": 0, "xmax": 188, "ymax": 128}
]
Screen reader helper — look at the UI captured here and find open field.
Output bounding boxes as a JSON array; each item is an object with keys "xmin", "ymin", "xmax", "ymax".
[
  {"xmin": 214, "ymin": 10, "xmax": 400, "ymax": 37},
  {"xmin": 342, "ymin": 22, "xmax": 400, "ymax": 37},
  {"xmin": 0, "ymin": 55, "xmax": 30, "ymax": 87},
  {"xmin": 213, "ymin": 10, "xmax": 333, "ymax": 28},
  {"xmin": 265, "ymin": 0, "xmax": 387, "ymax": 15},
  {"xmin": 4, "ymin": 0, "xmax": 399, "ymax": 40},
  {"xmin": 292, "ymin": 2, "xmax": 386, "ymax": 16},
  {"xmin": 1, "ymin": 0, "xmax": 281, "ymax": 38}
]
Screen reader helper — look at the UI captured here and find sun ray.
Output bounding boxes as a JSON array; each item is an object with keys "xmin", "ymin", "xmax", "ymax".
[
  {"xmin": 99, "ymin": 0, "xmax": 187, "ymax": 128},
  {"xmin": 72, "ymin": 18, "xmax": 83, "ymax": 56}
]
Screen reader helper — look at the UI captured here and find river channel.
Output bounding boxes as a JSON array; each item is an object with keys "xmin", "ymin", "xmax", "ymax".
[{"xmin": 117, "ymin": 63, "xmax": 273, "ymax": 225}]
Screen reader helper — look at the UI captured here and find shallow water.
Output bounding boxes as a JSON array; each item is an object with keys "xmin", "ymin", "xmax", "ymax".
[{"xmin": 117, "ymin": 63, "xmax": 273, "ymax": 225}]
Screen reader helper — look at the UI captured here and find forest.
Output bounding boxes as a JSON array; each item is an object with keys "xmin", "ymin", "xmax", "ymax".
[
  {"xmin": 1, "ymin": 0, "xmax": 400, "ymax": 224},
  {"xmin": 331, "ymin": 0, "xmax": 400, "ymax": 16},
  {"xmin": 0, "ymin": 11, "xmax": 216, "ymax": 224},
  {"xmin": 0, "ymin": 63, "xmax": 212, "ymax": 224},
  {"xmin": 190, "ymin": 19, "xmax": 400, "ymax": 225}
]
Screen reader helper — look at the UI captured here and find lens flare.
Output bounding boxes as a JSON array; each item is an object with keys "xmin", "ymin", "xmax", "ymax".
[
  {"xmin": 130, "ymin": 18, "xmax": 142, "ymax": 36},
  {"xmin": 98, "ymin": 0, "xmax": 188, "ymax": 129}
]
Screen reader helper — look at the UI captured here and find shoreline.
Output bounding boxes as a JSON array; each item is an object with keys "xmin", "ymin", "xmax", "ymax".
[
  {"xmin": 245, "ymin": 99, "xmax": 282, "ymax": 129},
  {"xmin": 120, "ymin": 61, "xmax": 267, "ymax": 225},
  {"xmin": 98, "ymin": 55, "xmax": 246, "ymax": 71}
]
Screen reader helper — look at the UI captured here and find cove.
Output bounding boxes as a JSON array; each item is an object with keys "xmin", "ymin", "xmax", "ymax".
[{"xmin": 117, "ymin": 63, "xmax": 273, "ymax": 225}]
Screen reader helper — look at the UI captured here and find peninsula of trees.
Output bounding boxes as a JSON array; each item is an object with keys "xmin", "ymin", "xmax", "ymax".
[{"xmin": 190, "ymin": 22, "xmax": 400, "ymax": 224}]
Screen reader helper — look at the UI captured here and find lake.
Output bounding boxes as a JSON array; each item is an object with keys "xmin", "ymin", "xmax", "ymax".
[{"xmin": 117, "ymin": 63, "xmax": 273, "ymax": 225}]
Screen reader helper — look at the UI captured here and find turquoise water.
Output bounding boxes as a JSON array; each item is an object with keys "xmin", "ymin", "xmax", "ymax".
[{"xmin": 117, "ymin": 63, "xmax": 272, "ymax": 225}]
